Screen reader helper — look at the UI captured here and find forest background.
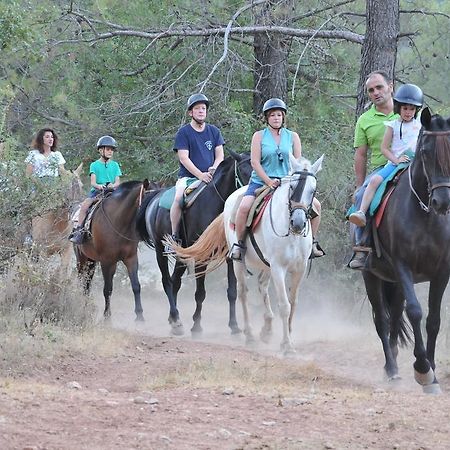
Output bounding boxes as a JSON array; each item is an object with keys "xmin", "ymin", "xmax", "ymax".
[{"xmin": 0, "ymin": 0, "xmax": 449, "ymax": 274}]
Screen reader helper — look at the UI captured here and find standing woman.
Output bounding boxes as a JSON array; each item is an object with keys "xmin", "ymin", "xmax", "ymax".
[
  {"xmin": 229, "ymin": 98, "xmax": 324, "ymax": 261},
  {"xmin": 25, "ymin": 128, "xmax": 68, "ymax": 179}
]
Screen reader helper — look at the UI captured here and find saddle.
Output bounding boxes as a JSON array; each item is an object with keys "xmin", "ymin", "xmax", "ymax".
[
  {"xmin": 159, "ymin": 179, "xmax": 207, "ymax": 210},
  {"xmin": 229, "ymin": 185, "xmax": 273, "ymax": 231}
]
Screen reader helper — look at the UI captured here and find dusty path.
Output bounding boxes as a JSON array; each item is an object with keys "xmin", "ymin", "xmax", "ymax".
[{"xmin": 2, "ymin": 249, "xmax": 450, "ymax": 449}]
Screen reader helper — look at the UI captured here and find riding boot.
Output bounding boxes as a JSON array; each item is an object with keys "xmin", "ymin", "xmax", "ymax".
[{"xmin": 69, "ymin": 225, "xmax": 87, "ymax": 244}]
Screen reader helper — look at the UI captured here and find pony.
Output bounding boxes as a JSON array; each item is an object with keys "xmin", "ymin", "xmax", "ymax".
[
  {"xmin": 361, "ymin": 108, "xmax": 450, "ymax": 393},
  {"xmin": 74, "ymin": 179, "xmax": 150, "ymax": 321},
  {"xmin": 30, "ymin": 163, "xmax": 84, "ymax": 276},
  {"xmin": 136, "ymin": 150, "xmax": 252, "ymax": 336},
  {"xmin": 167, "ymin": 154, "xmax": 323, "ymax": 354}
]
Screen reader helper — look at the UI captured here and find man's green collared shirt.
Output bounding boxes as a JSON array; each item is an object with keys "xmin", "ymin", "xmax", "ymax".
[{"xmin": 354, "ymin": 104, "xmax": 398, "ymax": 171}]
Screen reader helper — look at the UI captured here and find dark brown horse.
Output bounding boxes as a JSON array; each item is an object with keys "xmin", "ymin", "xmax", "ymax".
[
  {"xmin": 74, "ymin": 180, "xmax": 149, "ymax": 321},
  {"xmin": 362, "ymin": 108, "xmax": 450, "ymax": 393}
]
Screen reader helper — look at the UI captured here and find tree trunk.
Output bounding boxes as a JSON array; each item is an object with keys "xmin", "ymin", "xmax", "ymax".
[
  {"xmin": 355, "ymin": 0, "xmax": 399, "ymax": 118},
  {"xmin": 253, "ymin": 1, "xmax": 293, "ymax": 115}
]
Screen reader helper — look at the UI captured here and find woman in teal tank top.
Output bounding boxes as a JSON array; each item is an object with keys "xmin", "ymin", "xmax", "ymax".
[{"xmin": 229, "ymin": 98, "xmax": 324, "ymax": 261}]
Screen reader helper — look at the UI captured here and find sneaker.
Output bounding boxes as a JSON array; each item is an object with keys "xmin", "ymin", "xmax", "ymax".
[
  {"xmin": 310, "ymin": 240, "xmax": 325, "ymax": 258},
  {"xmin": 69, "ymin": 227, "xmax": 86, "ymax": 245},
  {"xmin": 164, "ymin": 235, "xmax": 181, "ymax": 256},
  {"xmin": 348, "ymin": 251, "xmax": 367, "ymax": 270},
  {"xmin": 348, "ymin": 210, "xmax": 367, "ymax": 227},
  {"xmin": 229, "ymin": 240, "xmax": 246, "ymax": 261}
]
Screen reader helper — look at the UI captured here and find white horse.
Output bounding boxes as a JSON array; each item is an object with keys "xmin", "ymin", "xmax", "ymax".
[{"xmin": 168, "ymin": 154, "xmax": 323, "ymax": 354}]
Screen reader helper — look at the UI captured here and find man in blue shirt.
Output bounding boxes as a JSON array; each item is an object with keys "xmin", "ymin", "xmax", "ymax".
[{"xmin": 166, "ymin": 93, "xmax": 225, "ymax": 253}]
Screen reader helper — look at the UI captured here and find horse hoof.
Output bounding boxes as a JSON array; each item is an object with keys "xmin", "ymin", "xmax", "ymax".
[
  {"xmin": 135, "ymin": 315, "xmax": 145, "ymax": 322},
  {"xmin": 191, "ymin": 329, "xmax": 202, "ymax": 339},
  {"xmin": 422, "ymin": 382, "xmax": 441, "ymax": 395},
  {"xmin": 230, "ymin": 326, "xmax": 242, "ymax": 335},
  {"xmin": 171, "ymin": 322, "xmax": 185, "ymax": 336},
  {"xmin": 414, "ymin": 368, "xmax": 435, "ymax": 386},
  {"xmin": 282, "ymin": 347, "xmax": 296, "ymax": 357},
  {"xmin": 387, "ymin": 374, "xmax": 401, "ymax": 382},
  {"xmin": 260, "ymin": 331, "xmax": 273, "ymax": 344}
]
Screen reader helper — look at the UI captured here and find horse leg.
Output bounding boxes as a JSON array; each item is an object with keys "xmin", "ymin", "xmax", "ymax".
[
  {"xmin": 396, "ymin": 265, "xmax": 435, "ymax": 390},
  {"xmin": 100, "ymin": 262, "xmax": 117, "ymax": 320},
  {"xmin": 287, "ymin": 268, "xmax": 305, "ymax": 335},
  {"xmin": 363, "ymin": 272, "xmax": 399, "ymax": 380},
  {"xmin": 75, "ymin": 247, "xmax": 96, "ymax": 295},
  {"xmin": 258, "ymin": 270, "xmax": 273, "ymax": 344},
  {"xmin": 226, "ymin": 259, "xmax": 241, "ymax": 334},
  {"xmin": 191, "ymin": 265, "xmax": 206, "ymax": 336},
  {"xmin": 422, "ymin": 275, "xmax": 449, "ymax": 394},
  {"xmin": 155, "ymin": 245, "xmax": 184, "ymax": 335},
  {"xmin": 271, "ymin": 266, "xmax": 295, "ymax": 355},
  {"xmin": 169, "ymin": 260, "xmax": 188, "ymax": 335},
  {"xmin": 234, "ymin": 260, "xmax": 255, "ymax": 344},
  {"xmin": 124, "ymin": 253, "xmax": 144, "ymax": 322}
]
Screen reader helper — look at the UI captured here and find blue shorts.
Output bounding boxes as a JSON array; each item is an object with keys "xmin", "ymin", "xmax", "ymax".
[
  {"xmin": 244, "ymin": 181, "xmax": 264, "ymax": 197},
  {"xmin": 377, "ymin": 162, "xmax": 397, "ymax": 180}
]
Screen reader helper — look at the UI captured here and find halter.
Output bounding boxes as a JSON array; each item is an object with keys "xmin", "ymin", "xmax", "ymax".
[
  {"xmin": 269, "ymin": 170, "xmax": 316, "ymax": 237},
  {"xmin": 409, "ymin": 129, "xmax": 450, "ymax": 213}
]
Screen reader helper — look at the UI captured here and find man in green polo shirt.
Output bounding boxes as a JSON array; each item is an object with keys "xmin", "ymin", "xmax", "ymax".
[{"xmin": 349, "ymin": 70, "xmax": 398, "ymax": 269}]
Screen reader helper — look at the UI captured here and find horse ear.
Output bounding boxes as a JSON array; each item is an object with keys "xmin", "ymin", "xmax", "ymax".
[
  {"xmin": 227, "ymin": 148, "xmax": 240, "ymax": 160},
  {"xmin": 143, "ymin": 178, "xmax": 150, "ymax": 190},
  {"xmin": 420, "ymin": 107, "xmax": 432, "ymax": 129},
  {"xmin": 311, "ymin": 154, "xmax": 324, "ymax": 175},
  {"xmin": 289, "ymin": 153, "xmax": 299, "ymax": 172},
  {"xmin": 74, "ymin": 162, "xmax": 83, "ymax": 177}
]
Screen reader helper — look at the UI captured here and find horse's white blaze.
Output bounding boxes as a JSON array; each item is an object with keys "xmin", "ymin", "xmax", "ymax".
[{"xmin": 225, "ymin": 155, "xmax": 323, "ymax": 354}]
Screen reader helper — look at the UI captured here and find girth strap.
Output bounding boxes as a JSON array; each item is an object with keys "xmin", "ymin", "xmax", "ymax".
[{"xmin": 248, "ymin": 229, "xmax": 270, "ymax": 267}]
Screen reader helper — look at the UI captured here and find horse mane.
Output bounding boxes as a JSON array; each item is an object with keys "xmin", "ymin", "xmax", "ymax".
[{"xmin": 429, "ymin": 114, "xmax": 450, "ymax": 177}]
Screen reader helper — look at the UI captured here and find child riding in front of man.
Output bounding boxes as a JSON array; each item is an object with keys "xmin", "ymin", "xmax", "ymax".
[
  {"xmin": 349, "ymin": 84, "xmax": 423, "ymax": 231},
  {"xmin": 69, "ymin": 135, "xmax": 122, "ymax": 244}
]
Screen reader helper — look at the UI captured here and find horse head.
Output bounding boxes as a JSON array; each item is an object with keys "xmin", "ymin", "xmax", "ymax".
[
  {"xmin": 287, "ymin": 154, "xmax": 323, "ymax": 234},
  {"xmin": 417, "ymin": 108, "xmax": 450, "ymax": 215},
  {"xmin": 226, "ymin": 148, "xmax": 252, "ymax": 186}
]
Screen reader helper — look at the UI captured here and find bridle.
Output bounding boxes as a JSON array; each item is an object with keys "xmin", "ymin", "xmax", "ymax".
[
  {"xmin": 409, "ymin": 129, "xmax": 450, "ymax": 213},
  {"xmin": 210, "ymin": 156, "xmax": 251, "ymax": 203},
  {"xmin": 270, "ymin": 170, "xmax": 316, "ymax": 237}
]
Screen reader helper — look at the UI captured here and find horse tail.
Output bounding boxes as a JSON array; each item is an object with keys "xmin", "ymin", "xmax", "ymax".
[
  {"xmin": 136, "ymin": 189, "xmax": 162, "ymax": 244},
  {"xmin": 165, "ymin": 213, "xmax": 228, "ymax": 273}
]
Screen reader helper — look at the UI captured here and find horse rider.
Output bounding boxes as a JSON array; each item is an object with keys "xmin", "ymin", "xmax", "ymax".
[
  {"xmin": 69, "ymin": 135, "xmax": 122, "ymax": 244},
  {"xmin": 229, "ymin": 97, "xmax": 324, "ymax": 261},
  {"xmin": 348, "ymin": 70, "xmax": 398, "ymax": 269},
  {"xmin": 165, "ymin": 93, "xmax": 225, "ymax": 255}
]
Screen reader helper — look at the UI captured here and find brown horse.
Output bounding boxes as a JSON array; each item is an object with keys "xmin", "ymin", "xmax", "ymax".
[
  {"xmin": 30, "ymin": 163, "xmax": 84, "ymax": 275},
  {"xmin": 74, "ymin": 180, "xmax": 150, "ymax": 321}
]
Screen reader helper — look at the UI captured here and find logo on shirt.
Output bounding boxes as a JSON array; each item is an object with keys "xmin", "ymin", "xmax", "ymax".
[{"xmin": 205, "ymin": 141, "xmax": 213, "ymax": 151}]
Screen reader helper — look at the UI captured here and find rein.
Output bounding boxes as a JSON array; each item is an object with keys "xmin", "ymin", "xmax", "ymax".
[
  {"xmin": 268, "ymin": 171, "xmax": 315, "ymax": 237},
  {"xmin": 99, "ymin": 184, "xmax": 144, "ymax": 242},
  {"xmin": 410, "ymin": 129, "xmax": 450, "ymax": 213}
]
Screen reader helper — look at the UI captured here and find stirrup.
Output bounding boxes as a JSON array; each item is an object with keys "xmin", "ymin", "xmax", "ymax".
[
  {"xmin": 310, "ymin": 240, "xmax": 325, "ymax": 259},
  {"xmin": 229, "ymin": 241, "xmax": 246, "ymax": 261}
]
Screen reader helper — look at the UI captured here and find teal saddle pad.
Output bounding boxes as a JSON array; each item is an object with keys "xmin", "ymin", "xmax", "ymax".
[
  {"xmin": 159, "ymin": 178, "xmax": 197, "ymax": 210},
  {"xmin": 346, "ymin": 152, "xmax": 414, "ymax": 219}
]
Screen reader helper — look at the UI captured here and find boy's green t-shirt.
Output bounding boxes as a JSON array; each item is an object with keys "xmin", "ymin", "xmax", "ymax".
[{"xmin": 89, "ymin": 159, "xmax": 122, "ymax": 192}]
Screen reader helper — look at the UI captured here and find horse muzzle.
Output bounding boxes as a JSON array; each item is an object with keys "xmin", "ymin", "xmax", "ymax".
[
  {"xmin": 290, "ymin": 207, "xmax": 308, "ymax": 234},
  {"xmin": 430, "ymin": 183, "xmax": 450, "ymax": 215}
]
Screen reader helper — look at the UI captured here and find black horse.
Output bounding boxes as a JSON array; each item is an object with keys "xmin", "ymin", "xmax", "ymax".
[
  {"xmin": 74, "ymin": 180, "xmax": 149, "ymax": 321},
  {"xmin": 362, "ymin": 108, "xmax": 450, "ymax": 393},
  {"xmin": 137, "ymin": 150, "xmax": 251, "ymax": 335}
]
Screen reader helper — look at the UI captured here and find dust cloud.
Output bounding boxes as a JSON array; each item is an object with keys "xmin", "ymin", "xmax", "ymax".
[{"xmin": 89, "ymin": 245, "xmax": 450, "ymax": 392}]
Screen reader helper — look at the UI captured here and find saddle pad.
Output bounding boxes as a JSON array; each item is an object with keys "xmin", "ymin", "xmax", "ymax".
[
  {"xmin": 246, "ymin": 185, "xmax": 273, "ymax": 227},
  {"xmin": 159, "ymin": 178, "xmax": 197, "ymax": 210},
  {"xmin": 374, "ymin": 185, "xmax": 395, "ymax": 228},
  {"xmin": 251, "ymin": 195, "xmax": 271, "ymax": 231}
]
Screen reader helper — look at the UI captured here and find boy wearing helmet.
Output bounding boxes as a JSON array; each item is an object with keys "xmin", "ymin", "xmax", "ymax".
[
  {"xmin": 349, "ymin": 83, "xmax": 423, "ymax": 264},
  {"xmin": 229, "ymin": 98, "xmax": 324, "ymax": 261},
  {"xmin": 69, "ymin": 135, "xmax": 122, "ymax": 244},
  {"xmin": 165, "ymin": 93, "xmax": 224, "ymax": 254}
]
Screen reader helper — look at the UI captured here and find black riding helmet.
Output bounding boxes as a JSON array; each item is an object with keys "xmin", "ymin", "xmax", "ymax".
[
  {"xmin": 262, "ymin": 98, "xmax": 287, "ymax": 115},
  {"xmin": 393, "ymin": 84, "xmax": 423, "ymax": 117},
  {"xmin": 187, "ymin": 93, "xmax": 209, "ymax": 111},
  {"xmin": 97, "ymin": 135, "xmax": 117, "ymax": 149}
]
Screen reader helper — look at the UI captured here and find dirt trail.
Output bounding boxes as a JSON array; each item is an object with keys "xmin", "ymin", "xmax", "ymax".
[{"xmin": 2, "ymin": 248, "xmax": 450, "ymax": 449}]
